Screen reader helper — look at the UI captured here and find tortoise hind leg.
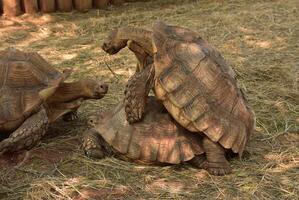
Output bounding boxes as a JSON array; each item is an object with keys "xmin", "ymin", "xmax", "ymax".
[
  {"xmin": 0, "ymin": 108, "xmax": 49, "ymax": 154},
  {"xmin": 82, "ymin": 129, "xmax": 105, "ymax": 159},
  {"xmin": 202, "ymin": 137, "xmax": 232, "ymax": 176}
]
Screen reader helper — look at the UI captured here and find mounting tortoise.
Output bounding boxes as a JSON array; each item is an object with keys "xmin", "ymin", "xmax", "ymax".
[
  {"xmin": 82, "ymin": 96, "xmax": 210, "ymax": 171},
  {"xmin": 102, "ymin": 21, "xmax": 255, "ymax": 175},
  {"xmin": 0, "ymin": 48, "xmax": 108, "ymax": 154}
]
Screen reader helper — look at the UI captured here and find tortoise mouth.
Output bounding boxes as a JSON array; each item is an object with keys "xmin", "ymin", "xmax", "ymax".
[
  {"xmin": 101, "ymin": 41, "xmax": 124, "ymax": 55},
  {"xmin": 87, "ymin": 117, "xmax": 96, "ymax": 127},
  {"xmin": 87, "ymin": 114, "xmax": 103, "ymax": 127},
  {"xmin": 89, "ymin": 81, "xmax": 109, "ymax": 99},
  {"xmin": 94, "ymin": 83, "xmax": 108, "ymax": 99},
  {"xmin": 102, "ymin": 45, "xmax": 120, "ymax": 55}
]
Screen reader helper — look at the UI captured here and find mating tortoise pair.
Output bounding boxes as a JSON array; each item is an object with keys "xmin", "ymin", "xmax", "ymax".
[{"xmin": 82, "ymin": 21, "xmax": 255, "ymax": 176}]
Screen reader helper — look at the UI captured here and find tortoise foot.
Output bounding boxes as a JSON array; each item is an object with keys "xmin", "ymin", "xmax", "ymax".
[
  {"xmin": 84, "ymin": 146, "xmax": 104, "ymax": 159},
  {"xmin": 205, "ymin": 161, "xmax": 232, "ymax": 176},
  {"xmin": 82, "ymin": 129, "xmax": 105, "ymax": 159},
  {"xmin": 63, "ymin": 111, "xmax": 79, "ymax": 122},
  {"xmin": 124, "ymin": 103, "xmax": 144, "ymax": 124},
  {"xmin": 124, "ymin": 89, "xmax": 145, "ymax": 124}
]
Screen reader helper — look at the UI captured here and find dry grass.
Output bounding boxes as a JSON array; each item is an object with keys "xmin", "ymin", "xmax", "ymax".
[{"xmin": 0, "ymin": 0, "xmax": 298, "ymax": 199}]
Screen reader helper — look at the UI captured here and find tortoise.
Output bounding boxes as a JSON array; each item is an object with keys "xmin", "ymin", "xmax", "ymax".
[
  {"xmin": 0, "ymin": 48, "xmax": 108, "ymax": 154},
  {"xmin": 101, "ymin": 21, "xmax": 255, "ymax": 175},
  {"xmin": 82, "ymin": 96, "xmax": 210, "ymax": 171}
]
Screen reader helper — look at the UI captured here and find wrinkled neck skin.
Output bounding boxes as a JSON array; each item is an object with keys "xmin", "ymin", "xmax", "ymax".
[
  {"xmin": 46, "ymin": 81, "xmax": 90, "ymax": 104},
  {"xmin": 117, "ymin": 27, "xmax": 154, "ymax": 56}
]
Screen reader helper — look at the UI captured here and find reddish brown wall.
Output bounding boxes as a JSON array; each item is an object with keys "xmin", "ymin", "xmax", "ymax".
[
  {"xmin": 0, "ymin": 0, "xmax": 135, "ymax": 16},
  {"xmin": 0, "ymin": 0, "xmax": 3, "ymax": 15},
  {"xmin": 22, "ymin": 0, "xmax": 39, "ymax": 14},
  {"xmin": 56, "ymin": 0, "xmax": 72, "ymax": 12},
  {"xmin": 73, "ymin": 0, "xmax": 92, "ymax": 12},
  {"xmin": 39, "ymin": 0, "xmax": 56, "ymax": 13},
  {"xmin": 3, "ymin": 0, "xmax": 23, "ymax": 17},
  {"xmin": 93, "ymin": 0, "xmax": 109, "ymax": 9}
]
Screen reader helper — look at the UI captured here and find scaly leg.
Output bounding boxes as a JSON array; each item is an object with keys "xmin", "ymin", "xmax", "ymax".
[
  {"xmin": 0, "ymin": 108, "xmax": 49, "ymax": 154},
  {"xmin": 124, "ymin": 41, "xmax": 155, "ymax": 123},
  {"xmin": 202, "ymin": 137, "xmax": 232, "ymax": 176},
  {"xmin": 82, "ymin": 129, "xmax": 105, "ymax": 159},
  {"xmin": 124, "ymin": 63, "xmax": 155, "ymax": 123}
]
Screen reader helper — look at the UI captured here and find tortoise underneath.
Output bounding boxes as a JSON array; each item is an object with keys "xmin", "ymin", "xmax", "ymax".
[{"xmin": 82, "ymin": 97, "xmax": 239, "ymax": 176}]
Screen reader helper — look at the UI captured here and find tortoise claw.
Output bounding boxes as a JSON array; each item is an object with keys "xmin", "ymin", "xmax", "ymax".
[
  {"xmin": 124, "ymin": 96, "xmax": 145, "ymax": 124},
  {"xmin": 205, "ymin": 162, "xmax": 232, "ymax": 176},
  {"xmin": 63, "ymin": 111, "xmax": 79, "ymax": 122}
]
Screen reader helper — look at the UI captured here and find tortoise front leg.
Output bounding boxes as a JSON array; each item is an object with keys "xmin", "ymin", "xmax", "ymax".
[
  {"xmin": 124, "ymin": 63, "xmax": 155, "ymax": 124},
  {"xmin": 82, "ymin": 129, "xmax": 105, "ymax": 159},
  {"xmin": 0, "ymin": 108, "xmax": 49, "ymax": 154}
]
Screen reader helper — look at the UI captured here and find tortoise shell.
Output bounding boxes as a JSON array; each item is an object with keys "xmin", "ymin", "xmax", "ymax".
[
  {"xmin": 92, "ymin": 96, "xmax": 204, "ymax": 164},
  {"xmin": 152, "ymin": 22, "xmax": 255, "ymax": 156},
  {"xmin": 0, "ymin": 48, "xmax": 64, "ymax": 133}
]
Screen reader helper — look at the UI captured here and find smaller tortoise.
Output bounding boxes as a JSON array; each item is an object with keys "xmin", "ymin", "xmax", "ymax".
[
  {"xmin": 82, "ymin": 96, "xmax": 208, "ymax": 168},
  {"xmin": 102, "ymin": 21, "xmax": 255, "ymax": 175},
  {"xmin": 0, "ymin": 48, "xmax": 108, "ymax": 154}
]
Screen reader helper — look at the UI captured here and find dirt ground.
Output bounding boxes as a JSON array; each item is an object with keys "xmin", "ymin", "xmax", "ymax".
[{"xmin": 0, "ymin": 0, "xmax": 298, "ymax": 199}]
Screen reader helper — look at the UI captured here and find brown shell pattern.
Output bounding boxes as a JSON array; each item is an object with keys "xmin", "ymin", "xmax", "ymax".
[
  {"xmin": 94, "ymin": 97, "xmax": 204, "ymax": 164},
  {"xmin": 152, "ymin": 22, "xmax": 255, "ymax": 155},
  {"xmin": 0, "ymin": 49, "xmax": 63, "ymax": 131}
]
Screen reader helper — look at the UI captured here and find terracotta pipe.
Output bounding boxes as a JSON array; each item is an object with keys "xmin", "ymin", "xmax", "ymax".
[
  {"xmin": 22, "ymin": 0, "xmax": 39, "ymax": 14},
  {"xmin": 93, "ymin": 0, "xmax": 110, "ymax": 9},
  {"xmin": 56, "ymin": 0, "xmax": 72, "ymax": 12},
  {"xmin": 73, "ymin": 0, "xmax": 92, "ymax": 12},
  {"xmin": 3, "ymin": 0, "xmax": 23, "ymax": 17},
  {"xmin": 39, "ymin": 0, "xmax": 56, "ymax": 13}
]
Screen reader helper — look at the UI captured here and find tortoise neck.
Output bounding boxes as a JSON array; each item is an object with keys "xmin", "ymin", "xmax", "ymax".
[
  {"xmin": 118, "ymin": 27, "xmax": 154, "ymax": 55},
  {"xmin": 47, "ymin": 81, "xmax": 87, "ymax": 103}
]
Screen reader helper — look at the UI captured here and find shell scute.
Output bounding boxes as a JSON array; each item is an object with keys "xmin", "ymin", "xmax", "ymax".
[{"xmin": 167, "ymin": 76, "xmax": 202, "ymax": 108}]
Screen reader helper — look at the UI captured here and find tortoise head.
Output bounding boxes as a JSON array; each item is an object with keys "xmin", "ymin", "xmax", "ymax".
[
  {"xmin": 81, "ymin": 80, "xmax": 108, "ymax": 99},
  {"xmin": 87, "ymin": 112, "xmax": 108, "ymax": 128},
  {"xmin": 87, "ymin": 115, "xmax": 98, "ymax": 127},
  {"xmin": 102, "ymin": 29, "xmax": 128, "ymax": 55}
]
